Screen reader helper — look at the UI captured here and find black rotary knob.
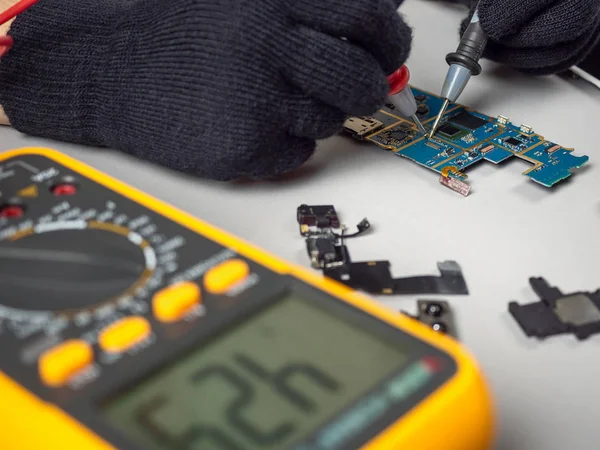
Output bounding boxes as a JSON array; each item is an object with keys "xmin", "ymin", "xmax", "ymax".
[{"xmin": 0, "ymin": 221, "xmax": 149, "ymax": 312}]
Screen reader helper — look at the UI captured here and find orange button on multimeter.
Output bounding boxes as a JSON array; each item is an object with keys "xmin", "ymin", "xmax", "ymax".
[
  {"xmin": 152, "ymin": 281, "xmax": 202, "ymax": 322},
  {"xmin": 204, "ymin": 258, "xmax": 250, "ymax": 294},
  {"xmin": 0, "ymin": 148, "xmax": 495, "ymax": 450},
  {"xmin": 99, "ymin": 317, "xmax": 151, "ymax": 353},
  {"xmin": 38, "ymin": 340, "xmax": 94, "ymax": 387}
]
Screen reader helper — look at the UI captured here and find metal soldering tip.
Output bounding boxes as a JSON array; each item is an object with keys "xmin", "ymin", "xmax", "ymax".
[
  {"xmin": 428, "ymin": 98, "xmax": 450, "ymax": 138},
  {"xmin": 411, "ymin": 114, "xmax": 426, "ymax": 134}
]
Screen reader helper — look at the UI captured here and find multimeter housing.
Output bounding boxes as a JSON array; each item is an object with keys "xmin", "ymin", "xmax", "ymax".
[{"xmin": 0, "ymin": 148, "xmax": 495, "ymax": 450}]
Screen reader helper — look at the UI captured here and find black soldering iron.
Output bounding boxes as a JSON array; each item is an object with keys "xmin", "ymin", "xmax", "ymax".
[{"xmin": 429, "ymin": 4, "xmax": 488, "ymax": 137}]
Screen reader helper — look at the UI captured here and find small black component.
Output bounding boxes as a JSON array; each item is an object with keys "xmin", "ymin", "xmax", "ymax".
[
  {"xmin": 449, "ymin": 111, "xmax": 488, "ymax": 130},
  {"xmin": 402, "ymin": 300, "xmax": 458, "ymax": 338},
  {"xmin": 417, "ymin": 104, "xmax": 429, "ymax": 115},
  {"xmin": 297, "ymin": 204, "xmax": 370, "ymax": 272},
  {"xmin": 415, "ymin": 95, "xmax": 426, "ymax": 102},
  {"xmin": 504, "ymin": 137, "xmax": 522, "ymax": 147},
  {"xmin": 389, "ymin": 129, "xmax": 409, "ymax": 140},
  {"xmin": 518, "ymin": 134, "xmax": 530, "ymax": 141},
  {"xmin": 437, "ymin": 123, "xmax": 461, "ymax": 137},
  {"xmin": 468, "ymin": 151, "xmax": 478, "ymax": 158},
  {"xmin": 307, "ymin": 239, "xmax": 348, "ymax": 270},
  {"xmin": 297, "ymin": 204, "xmax": 340, "ymax": 235},
  {"xmin": 509, "ymin": 277, "xmax": 600, "ymax": 340},
  {"xmin": 371, "ymin": 125, "xmax": 417, "ymax": 147},
  {"xmin": 424, "ymin": 302, "xmax": 444, "ymax": 317},
  {"xmin": 431, "ymin": 322, "xmax": 448, "ymax": 333},
  {"xmin": 306, "ymin": 237, "xmax": 339, "ymax": 269}
]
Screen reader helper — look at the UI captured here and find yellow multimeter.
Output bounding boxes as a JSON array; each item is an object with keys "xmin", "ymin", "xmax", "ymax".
[{"xmin": 0, "ymin": 147, "xmax": 495, "ymax": 450}]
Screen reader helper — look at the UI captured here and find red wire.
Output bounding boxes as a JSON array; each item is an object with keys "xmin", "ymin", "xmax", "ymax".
[
  {"xmin": 0, "ymin": 0, "xmax": 38, "ymax": 58},
  {"xmin": 0, "ymin": 0, "xmax": 38, "ymax": 25}
]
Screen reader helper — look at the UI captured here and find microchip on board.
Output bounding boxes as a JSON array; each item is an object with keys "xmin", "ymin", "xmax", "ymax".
[
  {"xmin": 390, "ymin": 129, "xmax": 409, "ymax": 139},
  {"xmin": 505, "ymin": 137, "xmax": 522, "ymax": 147},
  {"xmin": 449, "ymin": 111, "xmax": 488, "ymax": 130},
  {"xmin": 437, "ymin": 123, "xmax": 461, "ymax": 137}
]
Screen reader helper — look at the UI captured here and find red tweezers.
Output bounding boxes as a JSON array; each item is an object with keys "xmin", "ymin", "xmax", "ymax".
[{"xmin": 0, "ymin": 0, "xmax": 38, "ymax": 57}]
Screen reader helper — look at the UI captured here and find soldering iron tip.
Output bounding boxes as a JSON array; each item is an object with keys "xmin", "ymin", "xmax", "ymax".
[
  {"xmin": 411, "ymin": 115, "xmax": 426, "ymax": 134},
  {"xmin": 428, "ymin": 98, "xmax": 450, "ymax": 138}
]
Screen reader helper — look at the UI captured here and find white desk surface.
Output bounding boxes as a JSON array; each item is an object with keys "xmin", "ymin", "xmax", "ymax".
[{"xmin": 2, "ymin": 1, "xmax": 600, "ymax": 448}]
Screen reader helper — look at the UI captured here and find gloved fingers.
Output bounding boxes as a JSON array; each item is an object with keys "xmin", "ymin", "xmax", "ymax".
[
  {"xmin": 474, "ymin": 0, "xmax": 558, "ymax": 40},
  {"xmin": 282, "ymin": 93, "xmax": 347, "ymax": 140},
  {"xmin": 476, "ymin": 0, "xmax": 600, "ymax": 47},
  {"xmin": 479, "ymin": 18, "xmax": 600, "ymax": 74},
  {"xmin": 500, "ymin": 1, "xmax": 599, "ymax": 48},
  {"xmin": 245, "ymin": 134, "xmax": 316, "ymax": 180},
  {"xmin": 288, "ymin": 0, "xmax": 412, "ymax": 74},
  {"xmin": 280, "ymin": 25, "xmax": 389, "ymax": 117}
]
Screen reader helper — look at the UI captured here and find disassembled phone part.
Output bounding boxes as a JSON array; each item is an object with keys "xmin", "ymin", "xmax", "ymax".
[
  {"xmin": 296, "ymin": 204, "xmax": 468, "ymax": 296},
  {"xmin": 325, "ymin": 261, "xmax": 468, "ymax": 296},
  {"xmin": 343, "ymin": 87, "xmax": 589, "ymax": 196},
  {"xmin": 297, "ymin": 204, "xmax": 370, "ymax": 270},
  {"xmin": 403, "ymin": 300, "xmax": 458, "ymax": 339},
  {"xmin": 509, "ymin": 277, "xmax": 600, "ymax": 340}
]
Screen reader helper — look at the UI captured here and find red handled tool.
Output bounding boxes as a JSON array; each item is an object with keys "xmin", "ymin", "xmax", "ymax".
[
  {"xmin": 387, "ymin": 65, "xmax": 426, "ymax": 134},
  {"xmin": 0, "ymin": 0, "xmax": 38, "ymax": 57}
]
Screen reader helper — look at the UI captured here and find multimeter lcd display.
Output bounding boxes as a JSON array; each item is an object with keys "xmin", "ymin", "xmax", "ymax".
[{"xmin": 101, "ymin": 294, "xmax": 410, "ymax": 449}]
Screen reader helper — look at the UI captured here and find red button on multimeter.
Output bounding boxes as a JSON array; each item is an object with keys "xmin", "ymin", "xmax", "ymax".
[
  {"xmin": 51, "ymin": 183, "xmax": 77, "ymax": 196},
  {"xmin": 0, "ymin": 204, "xmax": 24, "ymax": 218},
  {"xmin": 0, "ymin": 148, "xmax": 495, "ymax": 450}
]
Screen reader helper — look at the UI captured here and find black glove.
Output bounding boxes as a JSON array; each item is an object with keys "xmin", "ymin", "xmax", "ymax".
[
  {"xmin": 460, "ymin": 0, "xmax": 600, "ymax": 74},
  {"xmin": 0, "ymin": 0, "xmax": 412, "ymax": 181}
]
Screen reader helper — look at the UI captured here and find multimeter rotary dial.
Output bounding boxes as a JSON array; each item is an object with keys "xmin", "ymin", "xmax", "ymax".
[{"xmin": 0, "ymin": 220, "xmax": 156, "ymax": 314}]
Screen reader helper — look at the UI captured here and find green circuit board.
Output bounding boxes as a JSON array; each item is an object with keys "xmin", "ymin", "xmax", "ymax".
[{"xmin": 343, "ymin": 87, "xmax": 589, "ymax": 196}]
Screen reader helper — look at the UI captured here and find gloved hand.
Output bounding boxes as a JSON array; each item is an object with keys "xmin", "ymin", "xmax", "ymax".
[
  {"xmin": 0, "ymin": 0, "xmax": 412, "ymax": 181},
  {"xmin": 459, "ymin": 0, "xmax": 600, "ymax": 74}
]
